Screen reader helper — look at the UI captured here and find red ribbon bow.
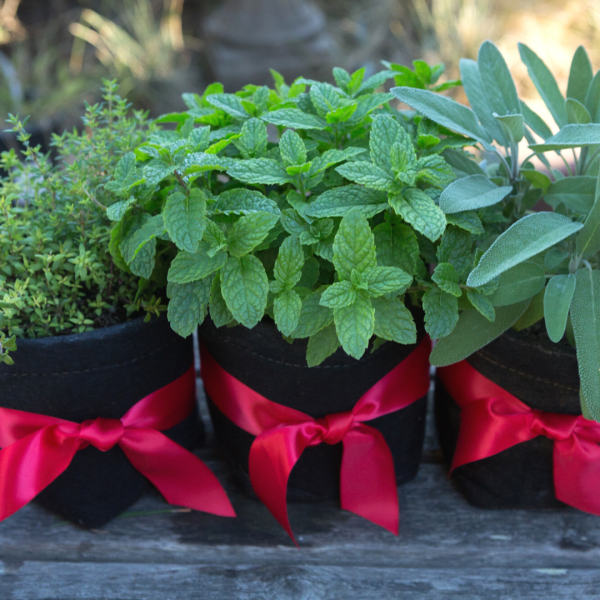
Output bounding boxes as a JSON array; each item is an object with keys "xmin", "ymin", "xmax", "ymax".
[
  {"xmin": 0, "ymin": 366, "xmax": 235, "ymax": 521},
  {"xmin": 200, "ymin": 338, "xmax": 431, "ymax": 542},
  {"xmin": 438, "ymin": 360, "xmax": 600, "ymax": 516}
]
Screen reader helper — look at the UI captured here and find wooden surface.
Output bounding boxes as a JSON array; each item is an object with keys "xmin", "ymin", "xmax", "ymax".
[{"xmin": 2, "ymin": 373, "xmax": 600, "ymax": 599}]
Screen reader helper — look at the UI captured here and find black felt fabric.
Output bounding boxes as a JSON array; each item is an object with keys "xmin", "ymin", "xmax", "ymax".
[
  {"xmin": 199, "ymin": 313, "xmax": 428, "ymax": 502},
  {"xmin": 435, "ymin": 329, "xmax": 580, "ymax": 509},
  {"xmin": 0, "ymin": 316, "xmax": 203, "ymax": 528}
]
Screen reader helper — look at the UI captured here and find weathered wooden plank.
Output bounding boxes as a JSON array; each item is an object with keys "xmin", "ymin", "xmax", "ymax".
[
  {"xmin": 1, "ymin": 562, "xmax": 599, "ymax": 600},
  {"xmin": 1, "ymin": 460, "xmax": 599, "ymax": 569}
]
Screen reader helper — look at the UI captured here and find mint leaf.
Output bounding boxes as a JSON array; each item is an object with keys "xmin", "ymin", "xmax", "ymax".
[
  {"xmin": 273, "ymin": 235, "xmax": 304, "ymax": 290},
  {"xmin": 164, "ymin": 189, "xmax": 206, "ymax": 253},
  {"xmin": 209, "ymin": 276, "xmax": 234, "ymax": 327},
  {"xmin": 320, "ymin": 281, "xmax": 357, "ymax": 308},
  {"xmin": 305, "ymin": 185, "xmax": 388, "ymax": 218},
  {"xmin": 220, "ymin": 255, "xmax": 268, "ymax": 328},
  {"xmin": 467, "ymin": 213, "xmax": 584, "ymax": 287},
  {"xmin": 423, "ymin": 287, "xmax": 459, "ymax": 339},
  {"xmin": 206, "ymin": 93, "xmax": 249, "ymax": 119},
  {"xmin": 280, "ymin": 130, "xmax": 307, "ymax": 166},
  {"xmin": 107, "ymin": 197, "xmax": 136, "ymax": 222},
  {"xmin": 394, "ymin": 188, "xmax": 446, "ymax": 242},
  {"xmin": 333, "ymin": 210, "xmax": 377, "ymax": 280},
  {"xmin": 446, "ymin": 211, "xmax": 484, "ymax": 235},
  {"xmin": 440, "ymin": 175, "xmax": 512, "ymax": 214},
  {"xmin": 363, "ymin": 266, "xmax": 412, "ymax": 296},
  {"xmin": 432, "ymin": 263, "xmax": 461, "ymax": 297},
  {"xmin": 167, "ymin": 278, "xmax": 211, "ymax": 337},
  {"xmin": 416, "ymin": 155, "xmax": 455, "ymax": 188},
  {"xmin": 372, "ymin": 297, "xmax": 417, "ymax": 344},
  {"xmin": 274, "ymin": 289, "xmax": 302, "ymax": 336},
  {"xmin": 334, "ymin": 290, "xmax": 375, "ymax": 359},
  {"xmin": 335, "ymin": 161, "xmax": 399, "ymax": 192},
  {"xmin": 167, "ymin": 245, "xmax": 227, "ymax": 283},
  {"xmin": 226, "ymin": 158, "xmax": 292, "ymax": 185},
  {"xmin": 262, "ymin": 109, "xmax": 328, "ymax": 130},
  {"xmin": 310, "ymin": 147, "xmax": 366, "ymax": 174},
  {"xmin": 292, "ymin": 289, "xmax": 334, "ymax": 338},
  {"xmin": 106, "ymin": 152, "xmax": 144, "ymax": 196},
  {"xmin": 121, "ymin": 214, "xmax": 165, "ymax": 264},
  {"xmin": 373, "ymin": 221, "xmax": 419, "ymax": 274},
  {"xmin": 306, "ymin": 323, "xmax": 340, "ymax": 366},
  {"xmin": 544, "ymin": 273, "xmax": 576, "ymax": 343},
  {"xmin": 467, "ymin": 289, "xmax": 495, "ymax": 322},
  {"xmin": 437, "ymin": 227, "xmax": 473, "ymax": 277},
  {"xmin": 227, "ymin": 212, "xmax": 280, "ymax": 257},
  {"xmin": 370, "ymin": 114, "xmax": 409, "ymax": 175},
  {"xmin": 214, "ymin": 189, "xmax": 280, "ymax": 216},
  {"xmin": 234, "ymin": 118, "xmax": 268, "ymax": 158}
]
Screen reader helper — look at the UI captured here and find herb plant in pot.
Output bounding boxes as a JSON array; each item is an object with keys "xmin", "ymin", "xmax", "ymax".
[
  {"xmin": 0, "ymin": 82, "xmax": 233, "ymax": 528},
  {"xmin": 395, "ymin": 41, "xmax": 600, "ymax": 515},
  {"xmin": 109, "ymin": 66, "xmax": 473, "ymax": 538}
]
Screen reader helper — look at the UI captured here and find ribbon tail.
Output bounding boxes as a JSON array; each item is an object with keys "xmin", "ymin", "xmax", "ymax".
[
  {"xmin": 341, "ymin": 425, "xmax": 399, "ymax": 535},
  {"xmin": 249, "ymin": 424, "xmax": 311, "ymax": 545},
  {"xmin": 0, "ymin": 426, "xmax": 79, "ymax": 521},
  {"xmin": 553, "ymin": 437, "xmax": 600, "ymax": 516},
  {"xmin": 120, "ymin": 430, "xmax": 235, "ymax": 517}
]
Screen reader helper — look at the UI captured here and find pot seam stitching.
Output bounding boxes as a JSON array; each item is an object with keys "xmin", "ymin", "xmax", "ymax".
[
  {"xmin": 477, "ymin": 351, "xmax": 579, "ymax": 392},
  {"xmin": 5, "ymin": 341, "xmax": 176, "ymax": 376},
  {"xmin": 213, "ymin": 337, "xmax": 387, "ymax": 368}
]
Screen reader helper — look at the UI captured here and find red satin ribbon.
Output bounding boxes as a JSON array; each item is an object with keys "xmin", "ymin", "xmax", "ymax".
[
  {"xmin": 0, "ymin": 366, "xmax": 235, "ymax": 521},
  {"xmin": 200, "ymin": 338, "xmax": 431, "ymax": 542},
  {"xmin": 438, "ymin": 360, "xmax": 600, "ymax": 516}
]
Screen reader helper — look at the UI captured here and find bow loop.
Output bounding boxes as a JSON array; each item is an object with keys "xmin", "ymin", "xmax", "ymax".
[
  {"xmin": 79, "ymin": 418, "xmax": 125, "ymax": 451},
  {"xmin": 528, "ymin": 410, "xmax": 579, "ymax": 442},
  {"xmin": 315, "ymin": 410, "xmax": 355, "ymax": 446}
]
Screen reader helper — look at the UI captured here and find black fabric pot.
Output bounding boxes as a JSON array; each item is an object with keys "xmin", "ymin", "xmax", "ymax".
[
  {"xmin": 0, "ymin": 316, "xmax": 203, "ymax": 528},
  {"xmin": 435, "ymin": 328, "xmax": 579, "ymax": 509},
  {"xmin": 199, "ymin": 314, "xmax": 428, "ymax": 502}
]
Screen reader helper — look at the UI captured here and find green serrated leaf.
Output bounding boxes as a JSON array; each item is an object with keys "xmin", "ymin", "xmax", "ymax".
[
  {"xmin": 373, "ymin": 221, "xmax": 419, "ymax": 275},
  {"xmin": 363, "ymin": 266, "xmax": 412, "ymax": 297},
  {"xmin": 432, "ymin": 263, "xmax": 461, "ymax": 297},
  {"xmin": 370, "ymin": 114, "xmax": 412, "ymax": 175},
  {"xmin": 274, "ymin": 289, "xmax": 302, "ymax": 336},
  {"xmin": 423, "ymin": 287, "xmax": 459, "ymax": 339},
  {"xmin": 395, "ymin": 188, "xmax": 446, "ymax": 242},
  {"xmin": 292, "ymin": 289, "xmax": 334, "ymax": 338},
  {"xmin": 168, "ymin": 245, "xmax": 227, "ymax": 283},
  {"xmin": 336, "ymin": 161, "xmax": 398, "ymax": 192},
  {"xmin": 206, "ymin": 93, "xmax": 249, "ymax": 119},
  {"xmin": 106, "ymin": 197, "xmax": 136, "ymax": 222},
  {"xmin": 544, "ymin": 273, "xmax": 576, "ymax": 343},
  {"xmin": 371, "ymin": 297, "xmax": 416, "ymax": 345},
  {"xmin": 227, "ymin": 212, "xmax": 280, "ymax": 257},
  {"xmin": 234, "ymin": 118, "xmax": 268, "ymax": 158},
  {"xmin": 416, "ymin": 154, "xmax": 455, "ymax": 187},
  {"xmin": 273, "ymin": 235, "xmax": 304, "ymax": 290},
  {"xmin": 333, "ymin": 210, "xmax": 377, "ymax": 280},
  {"xmin": 334, "ymin": 290, "xmax": 374, "ymax": 359},
  {"xmin": 305, "ymin": 185, "xmax": 388, "ymax": 218},
  {"xmin": 306, "ymin": 323, "xmax": 340, "ymax": 366},
  {"xmin": 209, "ymin": 276, "xmax": 234, "ymax": 327},
  {"xmin": 164, "ymin": 189, "xmax": 206, "ymax": 253},
  {"xmin": 467, "ymin": 213, "xmax": 583, "ymax": 287},
  {"xmin": 214, "ymin": 188, "xmax": 280, "ymax": 216},
  {"xmin": 226, "ymin": 158, "xmax": 292, "ymax": 185},
  {"xmin": 466, "ymin": 289, "xmax": 495, "ymax": 322},
  {"xmin": 220, "ymin": 255, "xmax": 268, "ymax": 328},
  {"xmin": 262, "ymin": 108, "xmax": 328, "ymax": 130},
  {"xmin": 320, "ymin": 280, "xmax": 356, "ymax": 308},
  {"xmin": 437, "ymin": 227, "xmax": 473, "ymax": 278},
  {"xmin": 167, "ymin": 278, "xmax": 211, "ymax": 337},
  {"xmin": 280, "ymin": 130, "xmax": 307, "ymax": 166}
]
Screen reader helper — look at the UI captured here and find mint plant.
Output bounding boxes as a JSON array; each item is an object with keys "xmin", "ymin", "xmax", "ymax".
[
  {"xmin": 109, "ymin": 67, "xmax": 470, "ymax": 365},
  {"xmin": 0, "ymin": 81, "xmax": 164, "ymax": 343},
  {"xmin": 393, "ymin": 41, "xmax": 600, "ymax": 420}
]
